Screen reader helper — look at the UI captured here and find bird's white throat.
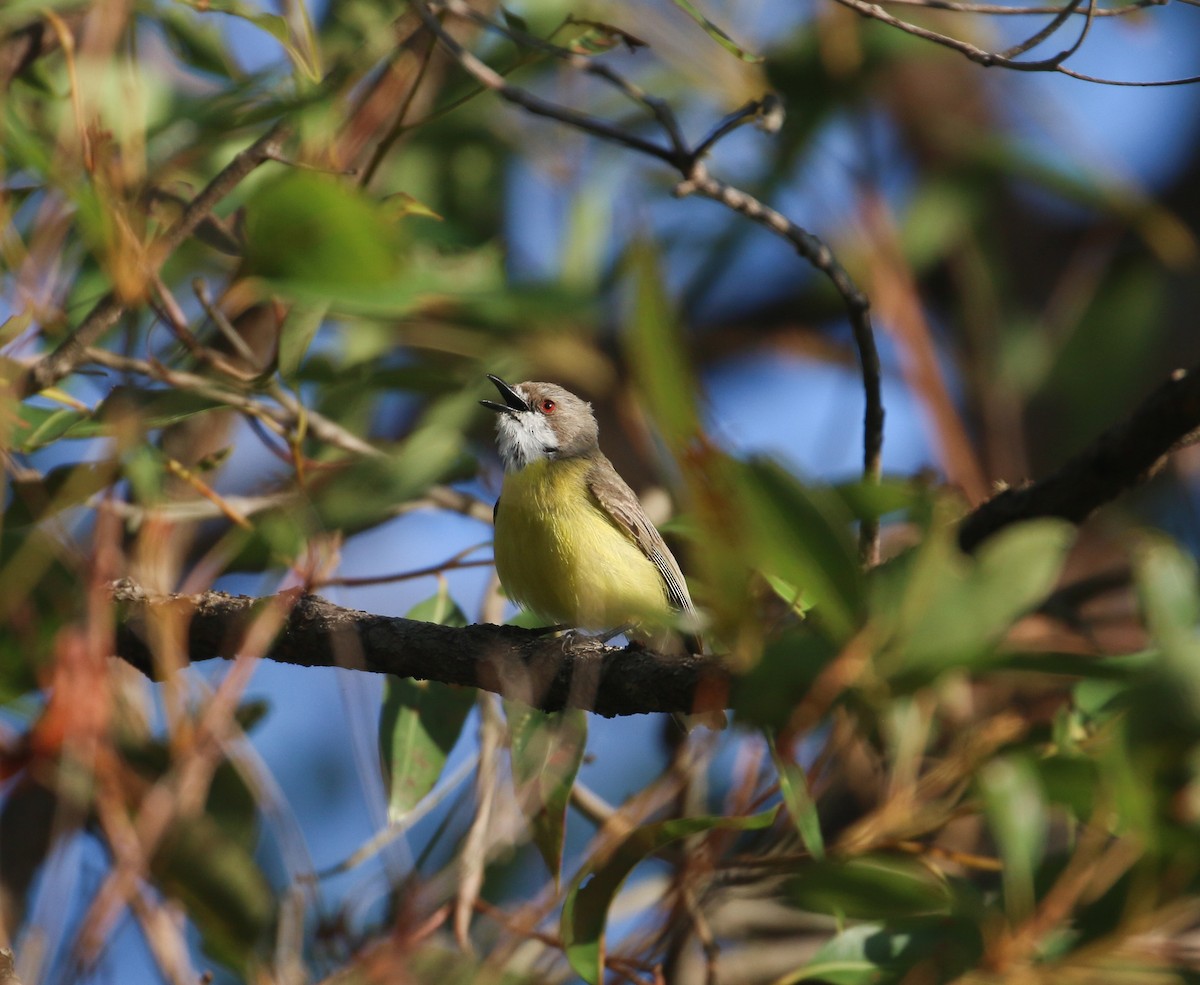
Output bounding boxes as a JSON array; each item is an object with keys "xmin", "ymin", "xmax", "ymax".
[{"xmin": 495, "ymin": 395, "xmax": 559, "ymax": 472}]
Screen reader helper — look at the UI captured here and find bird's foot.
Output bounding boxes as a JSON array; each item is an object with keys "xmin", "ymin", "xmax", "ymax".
[{"xmin": 599, "ymin": 623, "xmax": 634, "ymax": 645}]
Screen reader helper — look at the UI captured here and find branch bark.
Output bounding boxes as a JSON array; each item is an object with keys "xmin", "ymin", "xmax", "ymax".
[
  {"xmin": 959, "ymin": 362, "xmax": 1200, "ymax": 552},
  {"xmin": 111, "ymin": 580, "xmax": 728, "ymax": 718}
]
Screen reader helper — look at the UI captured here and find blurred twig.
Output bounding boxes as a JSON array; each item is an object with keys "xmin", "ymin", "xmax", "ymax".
[
  {"xmin": 453, "ymin": 695, "xmax": 502, "ymax": 949},
  {"xmin": 876, "ymin": 0, "xmax": 1164, "ymax": 14},
  {"xmin": 81, "ymin": 348, "xmax": 378, "ymax": 458}
]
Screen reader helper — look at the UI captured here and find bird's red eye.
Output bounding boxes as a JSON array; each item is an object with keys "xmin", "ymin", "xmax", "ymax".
[{"xmin": 540, "ymin": 399, "xmax": 556, "ymax": 414}]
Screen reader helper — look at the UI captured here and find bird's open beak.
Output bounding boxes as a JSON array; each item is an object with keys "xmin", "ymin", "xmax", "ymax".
[{"xmin": 480, "ymin": 374, "xmax": 530, "ymax": 414}]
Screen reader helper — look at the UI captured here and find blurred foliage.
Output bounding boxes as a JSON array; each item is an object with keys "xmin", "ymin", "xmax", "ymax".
[{"xmin": 3, "ymin": 0, "xmax": 1200, "ymax": 982}]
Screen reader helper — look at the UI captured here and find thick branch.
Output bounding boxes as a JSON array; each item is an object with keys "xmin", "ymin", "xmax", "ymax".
[
  {"xmin": 111, "ymin": 581, "xmax": 728, "ymax": 718},
  {"xmin": 959, "ymin": 363, "xmax": 1200, "ymax": 552}
]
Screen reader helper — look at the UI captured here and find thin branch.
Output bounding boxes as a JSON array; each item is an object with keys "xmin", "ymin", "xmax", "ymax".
[
  {"xmin": 358, "ymin": 25, "xmax": 440, "ymax": 189},
  {"xmin": 996, "ymin": 0, "xmax": 1087, "ymax": 62},
  {"xmin": 1, "ymin": 13, "xmax": 85, "ymax": 89},
  {"xmin": 674, "ymin": 164, "xmax": 884, "ymax": 564},
  {"xmin": 875, "ymin": 0, "xmax": 1162, "ymax": 15},
  {"xmin": 111, "ymin": 580, "xmax": 729, "ymax": 718},
  {"xmin": 959, "ymin": 363, "xmax": 1200, "ymax": 552},
  {"xmin": 17, "ymin": 122, "xmax": 290, "ymax": 399},
  {"xmin": 410, "ymin": 4, "xmax": 677, "ymax": 165},
  {"xmin": 1054, "ymin": 66, "xmax": 1200, "ymax": 87},
  {"xmin": 692, "ymin": 97, "xmax": 784, "ymax": 162},
  {"xmin": 81, "ymin": 348, "xmax": 379, "ymax": 458},
  {"xmin": 192, "ymin": 279, "xmax": 262, "ymax": 367},
  {"xmin": 830, "ymin": 0, "xmax": 1200, "ymax": 85},
  {"xmin": 315, "ymin": 553, "xmax": 493, "ymax": 589}
]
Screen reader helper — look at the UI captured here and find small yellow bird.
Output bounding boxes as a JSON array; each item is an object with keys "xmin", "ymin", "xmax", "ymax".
[{"xmin": 481, "ymin": 374, "xmax": 699, "ymax": 652}]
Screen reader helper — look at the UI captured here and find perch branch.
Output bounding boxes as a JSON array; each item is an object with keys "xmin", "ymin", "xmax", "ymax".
[
  {"xmin": 959, "ymin": 363, "xmax": 1200, "ymax": 552},
  {"xmin": 111, "ymin": 580, "xmax": 728, "ymax": 719}
]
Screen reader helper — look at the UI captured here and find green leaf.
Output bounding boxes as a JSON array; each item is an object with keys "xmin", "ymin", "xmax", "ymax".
[
  {"xmin": 562, "ymin": 807, "xmax": 778, "ymax": 983},
  {"xmin": 1037, "ymin": 754, "xmax": 1097, "ymax": 825},
  {"xmin": 174, "ymin": 0, "xmax": 321, "ymax": 79},
  {"xmin": 379, "ymin": 680, "xmax": 475, "ymax": 821},
  {"xmin": 505, "ymin": 703, "xmax": 587, "ymax": 884},
  {"xmin": 873, "ymin": 516, "xmax": 1075, "ymax": 684},
  {"xmin": 95, "ymin": 386, "xmax": 232, "ymax": 430},
  {"xmin": 405, "ymin": 589, "xmax": 469, "ymax": 629},
  {"xmin": 277, "ymin": 301, "xmax": 329, "ymax": 378},
  {"xmin": 158, "ymin": 6, "xmax": 244, "ymax": 79},
  {"xmin": 900, "ymin": 180, "xmax": 982, "ymax": 273},
  {"xmin": 669, "ymin": 0, "xmax": 762, "ymax": 62},
  {"xmin": 7, "ymin": 388, "xmax": 234, "ymax": 452},
  {"xmin": 780, "ymin": 917, "xmax": 984, "ymax": 985},
  {"xmin": 622, "ymin": 237, "xmax": 699, "ymax": 449},
  {"xmin": 1124, "ymin": 538, "xmax": 1200, "ymax": 742},
  {"xmin": 978, "ymin": 754, "xmax": 1045, "ymax": 921},
  {"xmin": 6, "ymin": 405, "xmax": 90, "ymax": 451},
  {"xmin": 785, "ymin": 855, "xmax": 957, "ymax": 921},
  {"xmin": 379, "ymin": 591, "xmax": 474, "ymax": 821},
  {"xmin": 770, "ymin": 738, "xmax": 824, "ymax": 859},
  {"xmin": 732, "ymin": 628, "xmax": 839, "ymax": 730},
  {"xmin": 1136, "ymin": 536, "xmax": 1200, "ymax": 667},
  {"xmin": 0, "ymin": 311, "xmax": 33, "ymax": 347},
  {"xmin": 833, "ymin": 476, "xmax": 928, "ymax": 525},
  {"xmin": 5, "ymin": 459, "xmax": 118, "ymax": 528},
  {"xmin": 500, "ymin": 7, "xmax": 530, "ymax": 32},
  {"xmin": 561, "ymin": 18, "xmax": 648, "ymax": 56},
  {"xmin": 152, "ymin": 812, "xmax": 274, "ymax": 973},
  {"xmin": 243, "ymin": 172, "xmax": 401, "ymax": 293},
  {"xmin": 737, "ymin": 459, "xmax": 865, "ymax": 642}
]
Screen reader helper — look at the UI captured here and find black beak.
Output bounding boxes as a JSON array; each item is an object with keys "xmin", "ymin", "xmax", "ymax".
[{"xmin": 480, "ymin": 374, "xmax": 530, "ymax": 414}]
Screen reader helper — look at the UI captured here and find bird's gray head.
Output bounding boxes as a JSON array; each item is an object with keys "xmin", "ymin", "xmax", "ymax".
[{"xmin": 480, "ymin": 374, "xmax": 600, "ymax": 472}]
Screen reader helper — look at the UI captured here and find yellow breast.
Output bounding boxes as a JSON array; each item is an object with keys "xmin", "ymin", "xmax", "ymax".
[{"xmin": 493, "ymin": 458, "xmax": 669, "ymax": 629}]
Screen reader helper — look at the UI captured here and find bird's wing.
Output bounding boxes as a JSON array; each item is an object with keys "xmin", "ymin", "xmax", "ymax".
[{"xmin": 586, "ymin": 457, "xmax": 695, "ymax": 615}]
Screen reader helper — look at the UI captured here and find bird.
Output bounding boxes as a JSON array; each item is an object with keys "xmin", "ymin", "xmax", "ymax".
[{"xmin": 480, "ymin": 373, "xmax": 701, "ymax": 654}]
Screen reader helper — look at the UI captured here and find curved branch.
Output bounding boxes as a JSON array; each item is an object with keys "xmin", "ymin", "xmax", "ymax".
[
  {"xmin": 674, "ymin": 164, "xmax": 884, "ymax": 565},
  {"xmin": 959, "ymin": 362, "xmax": 1200, "ymax": 552},
  {"xmin": 111, "ymin": 580, "xmax": 729, "ymax": 719}
]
